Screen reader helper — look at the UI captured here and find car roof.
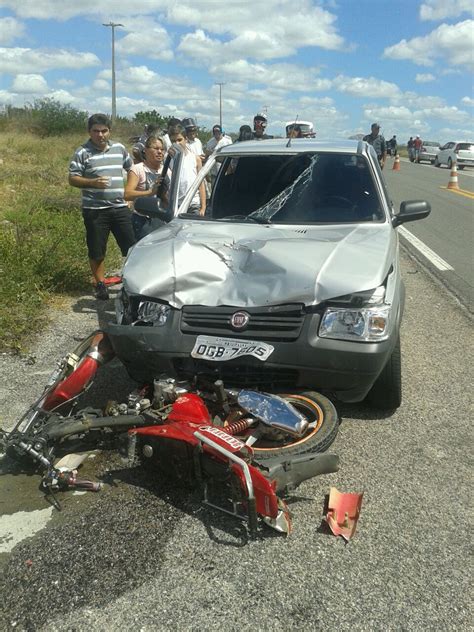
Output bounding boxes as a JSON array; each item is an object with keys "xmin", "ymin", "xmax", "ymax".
[{"xmin": 217, "ymin": 138, "xmax": 364, "ymax": 156}]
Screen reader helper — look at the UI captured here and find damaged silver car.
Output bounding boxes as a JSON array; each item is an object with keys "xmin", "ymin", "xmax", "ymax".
[{"xmin": 108, "ymin": 139, "xmax": 430, "ymax": 409}]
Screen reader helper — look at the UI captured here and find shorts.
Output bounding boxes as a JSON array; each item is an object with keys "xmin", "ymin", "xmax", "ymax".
[{"xmin": 82, "ymin": 206, "xmax": 136, "ymax": 260}]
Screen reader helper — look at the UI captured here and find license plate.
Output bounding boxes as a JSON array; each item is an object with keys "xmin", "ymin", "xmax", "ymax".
[{"xmin": 191, "ymin": 335, "xmax": 274, "ymax": 362}]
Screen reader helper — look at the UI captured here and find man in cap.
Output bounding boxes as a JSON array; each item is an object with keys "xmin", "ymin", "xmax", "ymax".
[
  {"xmin": 253, "ymin": 113, "xmax": 273, "ymax": 140},
  {"xmin": 182, "ymin": 117, "xmax": 204, "ymax": 158},
  {"xmin": 363, "ymin": 123, "xmax": 387, "ymax": 169}
]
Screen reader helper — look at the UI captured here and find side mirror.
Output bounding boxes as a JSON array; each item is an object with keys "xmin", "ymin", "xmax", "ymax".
[
  {"xmin": 392, "ymin": 200, "xmax": 431, "ymax": 227},
  {"xmin": 134, "ymin": 196, "xmax": 173, "ymax": 223}
]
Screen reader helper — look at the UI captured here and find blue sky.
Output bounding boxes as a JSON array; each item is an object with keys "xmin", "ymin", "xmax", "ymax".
[{"xmin": 0, "ymin": 0, "xmax": 472, "ymax": 142}]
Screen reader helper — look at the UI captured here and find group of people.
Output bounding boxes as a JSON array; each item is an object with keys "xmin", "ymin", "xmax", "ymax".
[
  {"xmin": 407, "ymin": 135, "xmax": 423, "ymax": 162},
  {"xmin": 68, "ymin": 111, "xmax": 276, "ymax": 300}
]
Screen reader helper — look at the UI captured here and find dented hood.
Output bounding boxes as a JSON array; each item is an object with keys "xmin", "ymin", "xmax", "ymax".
[{"xmin": 122, "ymin": 220, "xmax": 397, "ymax": 308}]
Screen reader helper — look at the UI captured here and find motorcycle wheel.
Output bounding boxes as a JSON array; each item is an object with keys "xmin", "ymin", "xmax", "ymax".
[{"xmin": 245, "ymin": 391, "xmax": 339, "ymax": 460}]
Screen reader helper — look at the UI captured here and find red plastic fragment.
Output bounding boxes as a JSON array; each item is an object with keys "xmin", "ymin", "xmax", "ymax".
[
  {"xmin": 325, "ymin": 487, "xmax": 363, "ymax": 541},
  {"xmin": 104, "ymin": 275, "xmax": 122, "ymax": 286}
]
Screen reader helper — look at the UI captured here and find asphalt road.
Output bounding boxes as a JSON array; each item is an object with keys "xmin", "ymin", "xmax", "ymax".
[
  {"xmin": 0, "ymin": 253, "xmax": 472, "ymax": 631},
  {"xmin": 384, "ymin": 158, "xmax": 473, "ymax": 310}
]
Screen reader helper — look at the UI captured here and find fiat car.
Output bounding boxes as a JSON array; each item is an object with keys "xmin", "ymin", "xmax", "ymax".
[{"xmin": 108, "ymin": 139, "xmax": 430, "ymax": 409}]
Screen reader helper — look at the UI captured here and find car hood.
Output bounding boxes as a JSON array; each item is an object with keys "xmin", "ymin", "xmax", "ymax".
[{"xmin": 123, "ymin": 220, "xmax": 397, "ymax": 308}]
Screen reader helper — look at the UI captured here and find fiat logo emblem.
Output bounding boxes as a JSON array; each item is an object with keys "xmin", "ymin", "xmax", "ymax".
[{"xmin": 231, "ymin": 311, "xmax": 250, "ymax": 330}]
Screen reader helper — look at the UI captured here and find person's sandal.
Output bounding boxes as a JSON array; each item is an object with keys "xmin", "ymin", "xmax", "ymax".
[{"xmin": 95, "ymin": 281, "xmax": 109, "ymax": 300}]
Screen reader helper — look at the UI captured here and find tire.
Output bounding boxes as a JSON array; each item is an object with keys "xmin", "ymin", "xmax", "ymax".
[
  {"xmin": 244, "ymin": 391, "xmax": 339, "ymax": 460},
  {"xmin": 366, "ymin": 337, "xmax": 402, "ymax": 410},
  {"xmin": 430, "ymin": 160, "xmax": 435, "ymax": 165},
  {"xmin": 447, "ymin": 158, "xmax": 452, "ymax": 169},
  {"xmin": 434, "ymin": 157, "xmax": 440, "ymax": 167},
  {"xmin": 458, "ymin": 165, "xmax": 464, "ymax": 170}
]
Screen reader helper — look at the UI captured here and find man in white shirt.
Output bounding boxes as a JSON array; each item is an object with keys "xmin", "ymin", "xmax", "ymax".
[
  {"xmin": 182, "ymin": 117, "xmax": 204, "ymax": 157},
  {"xmin": 205, "ymin": 124, "xmax": 232, "ymax": 185}
]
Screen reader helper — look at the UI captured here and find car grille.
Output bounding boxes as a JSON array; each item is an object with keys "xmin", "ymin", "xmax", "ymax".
[
  {"xmin": 181, "ymin": 304, "xmax": 305, "ymax": 341},
  {"xmin": 173, "ymin": 358, "xmax": 298, "ymax": 390}
]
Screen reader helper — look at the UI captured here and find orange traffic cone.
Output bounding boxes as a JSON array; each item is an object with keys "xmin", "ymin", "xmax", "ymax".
[
  {"xmin": 392, "ymin": 154, "xmax": 401, "ymax": 171},
  {"xmin": 447, "ymin": 162, "xmax": 460, "ymax": 190}
]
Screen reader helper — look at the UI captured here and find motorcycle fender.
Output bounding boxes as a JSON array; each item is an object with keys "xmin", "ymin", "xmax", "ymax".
[{"xmin": 43, "ymin": 356, "xmax": 100, "ymax": 410}]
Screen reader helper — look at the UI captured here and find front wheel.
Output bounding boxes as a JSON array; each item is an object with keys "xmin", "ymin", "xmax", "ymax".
[
  {"xmin": 447, "ymin": 158, "xmax": 453, "ymax": 169},
  {"xmin": 243, "ymin": 392, "xmax": 339, "ymax": 460},
  {"xmin": 434, "ymin": 157, "xmax": 440, "ymax": 167}
]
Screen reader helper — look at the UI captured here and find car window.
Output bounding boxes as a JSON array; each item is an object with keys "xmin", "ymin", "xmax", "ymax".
[
  {"xmin": 456, "ymin": 143, "xmax": 474, "ymax": 151},
  {"xmin": 208, "ymin": 153, "xmax": 384, "ymax": 224}
]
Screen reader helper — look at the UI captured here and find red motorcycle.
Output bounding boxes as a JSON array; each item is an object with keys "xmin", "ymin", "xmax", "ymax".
[{"xmin": 1, "ymin": 331, "xmax": 339, "ymax": 536}]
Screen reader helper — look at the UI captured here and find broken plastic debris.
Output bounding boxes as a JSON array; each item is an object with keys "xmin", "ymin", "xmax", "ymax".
[
  {"xmin": 325, "ymin": 487, "xmax": 363, "ymax": 541},
  {"xmin": 104, "ymin": 275, "xmax": 122, "ymax": 286},
  {"xmin": 55, "ymin": 453, "xmax": 88, "ymax": 471}
]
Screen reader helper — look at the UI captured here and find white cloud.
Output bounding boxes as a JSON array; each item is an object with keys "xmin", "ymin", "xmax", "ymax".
[
  {"xmin": 383, "ymin": 20, "xmax": 474, "ymax": 69},
  {"xmin": 461, "ymin": 96, "xmax": 474, "ymax": 106},
  {"xmin": 115, "ymin": 19, "xmax": 174, "ymax": 61},
  {"xmin": 0, "ymin": 1, "xmax": 166, "ymax": 20},
  {"xmin": 0, "ymin": 17, "xmax": 25, "ymax": 45},
  {"xmin": 0, "ymin": 47, "xmax": 100, "ymax": 73},
  {"xmin": 414, "ymin": 105, "xmax": 470, "ymax": 123},
  {"xmin": 2, "ymin": 0, "xmax": 346, "ymax": 58},
  {"xmin": 334, "ymin": 75, "xmax": 401, "ymax": 99},
  {"xmin": 437, "ymin": 126, "xmax": 474, "ymax": 141},
  {"xmin": 11, "ymin": 74, "xmax": 49, "ymax": 94},
  {"xmin": 393, "ymin": 91, "xmax": 445, "ymax": 108},
  {"xmin": 208, "ymin": 59, "xmax": 331, "ymax": 93},
  {"xmin": 92, "ymin": 79, "xmax": 110, "ymax": 91},
  {"xmin": 57, "ymin": 78, "xmax": 75, "ymax": 86},
  {"xmin": 171, "ymin": 1, "xmax": 345, "ymax": 54},
  {"xmin": 420, "ymin": 0, "xmax": 472, "ymax": 21},
  {"xmin": 364, "ymin": 105, "xmax": 415, "ymax": 122},
  {"xmin": 415, "ymin": 73, "xmax": 435, "ymax": 83}
]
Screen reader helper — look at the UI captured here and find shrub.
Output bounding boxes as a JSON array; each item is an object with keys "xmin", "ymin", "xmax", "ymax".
[{"xmin": 29, "ymin": 98, "xmax": 88, "ymax": 137}]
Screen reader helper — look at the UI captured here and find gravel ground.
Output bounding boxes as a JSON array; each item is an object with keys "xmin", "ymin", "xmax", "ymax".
[{"xmin": 0, "ymin": 256, "xmax": 472, "ymax": 632}]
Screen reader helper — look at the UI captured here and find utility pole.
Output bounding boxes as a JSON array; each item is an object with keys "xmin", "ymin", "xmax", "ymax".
[
  {"xmin": 103, "ymin": 22, "xmax": 124, "ymax": 124},
  {"xmin": 215, "ymin": 82, "xmax": 225, "ymax": 128}
]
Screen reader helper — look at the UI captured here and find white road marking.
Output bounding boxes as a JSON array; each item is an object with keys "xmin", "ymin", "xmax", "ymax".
[{"xmin": 398, "ymin": 226, "xmax": 454, "ymax": 271}]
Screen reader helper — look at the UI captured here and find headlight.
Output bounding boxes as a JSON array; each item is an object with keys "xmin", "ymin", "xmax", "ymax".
[
  {"xmin": 319, "ymin": 305, "xmax": 390, "ymax": 341},
  {"xmin": 135, "ymin": 301, "xmax": 171, "ymax": 326}
]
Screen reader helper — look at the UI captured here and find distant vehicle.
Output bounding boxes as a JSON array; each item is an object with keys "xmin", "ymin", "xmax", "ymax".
[
  {"xmin": 418, "ymin": 142, "xmax": 440, "ymax": 165},
  {"xmin": 285, "ymin": 121, "xmax": 316, "ymax": 138},
  {"xmin": 434, "ymin": 141, "xmax": 474, "ymax": 170}
]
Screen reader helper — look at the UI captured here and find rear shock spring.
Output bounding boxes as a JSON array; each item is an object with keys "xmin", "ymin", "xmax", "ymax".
[{"xmin": 224, "ymin": 418, "xmax": 254, "ymax": 436}]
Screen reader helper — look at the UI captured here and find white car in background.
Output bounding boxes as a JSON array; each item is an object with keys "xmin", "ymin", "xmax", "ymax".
[
  {"xmin": 418, "ymin": 142, "xmax": 440, "ymax": 165},
  {"xmin": 434, "ymin": 141, "xmax": 474, "ymax": 170}
]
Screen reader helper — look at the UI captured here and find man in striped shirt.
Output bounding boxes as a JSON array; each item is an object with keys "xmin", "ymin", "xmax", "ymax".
[{"xmin": 69, "ymin": 113, "xmax": 135, "ymax": 300}]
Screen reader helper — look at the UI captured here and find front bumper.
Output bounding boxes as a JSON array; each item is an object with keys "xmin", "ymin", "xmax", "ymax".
[{"xmin": 106, "ymin": 308, "xmax": 400, "ymax": 403}]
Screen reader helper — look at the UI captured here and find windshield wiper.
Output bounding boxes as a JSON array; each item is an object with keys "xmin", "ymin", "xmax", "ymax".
[{"xmin": 219, "ymin": 214, "xmax": 270, "ymax": 224}]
